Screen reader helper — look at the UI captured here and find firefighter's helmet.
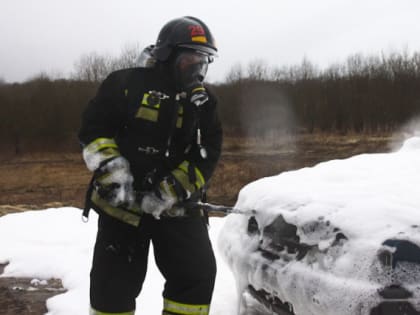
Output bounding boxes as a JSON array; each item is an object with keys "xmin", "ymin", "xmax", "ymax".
[{"xmin": 152, "ymin": 16, "xmax": 218, "ymax": 62}]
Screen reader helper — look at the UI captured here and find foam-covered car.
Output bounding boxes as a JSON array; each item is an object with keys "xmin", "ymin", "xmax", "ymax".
[{"xmin": 219, "ymin": 137, "xmax": 420, "ymax": 315}]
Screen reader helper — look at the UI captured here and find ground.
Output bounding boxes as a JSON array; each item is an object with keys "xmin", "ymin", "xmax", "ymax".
[
  {"xmin": 0, "ymin": 263, "xmax": 65, "ymax": 315},
  {"xmin": 0, "ymin": 134, "xmax": 398, "ymax": 315}
]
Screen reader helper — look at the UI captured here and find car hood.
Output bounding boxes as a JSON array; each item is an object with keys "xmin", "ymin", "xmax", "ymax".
[{"xmin": 219, "ymin": 137, "xmax": 420, "ymax": 315}]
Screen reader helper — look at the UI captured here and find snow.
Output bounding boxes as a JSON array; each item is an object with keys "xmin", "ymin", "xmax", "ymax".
[
  {"xmin": 219, "ymin": 136, "xmax": 420, "ymax": 314},
  {"xmin": 0, "ymin": 209, "xmax": 237, "ymax": 314},
  {"xmin": 1, "ymin": 136, "xmax": 420, "ymax": 315}
]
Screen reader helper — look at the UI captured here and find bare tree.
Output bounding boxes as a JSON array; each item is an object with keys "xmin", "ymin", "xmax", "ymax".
[
  {"xmin": 271, "ymin": 65, "xmax": 290, "ymax": 82},
  {"xmin": 247, "ymin": 59, "xmax": 269, "ymax": 81},
  {"xmin": 111, "ymin": 43, "xmax": 141, "ymax": 69},
  {"xmin": 73, "ymin": 52, "xmax": 112, "ymax": 82},
  {"xmin": 73, "ymin": 43, "xmax": 143, "ymax": 82},
  {"xmin": 225, "ymin": 63, "xmax": 244, "ymax": 83},
  {"xmin": 297, "ymin": 57, "xmax": 318, "ymax": 80}
]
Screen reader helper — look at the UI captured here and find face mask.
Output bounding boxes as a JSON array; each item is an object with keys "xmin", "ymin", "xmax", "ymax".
[{"xmin": 173, "ymin": 50, "xmax": 210, "ymax": 91}]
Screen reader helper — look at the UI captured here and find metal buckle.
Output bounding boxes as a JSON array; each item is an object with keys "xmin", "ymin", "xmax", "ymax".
[
  {"xmin": 138, "ymin": 146, "xmax": 160, "ymax": 155},
  {"xmin": 148, "ymin": 90, "xmax": 169, "ymax": 100}
]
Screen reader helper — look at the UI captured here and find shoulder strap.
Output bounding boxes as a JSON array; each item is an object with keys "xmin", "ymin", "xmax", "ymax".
[
  {"xmin": 82, "ymin": 175, "xmax": 95, "ymax": 221},
  {"xmin": 163, "ymin": 93, "xmax": 182, "ymax": 157}
]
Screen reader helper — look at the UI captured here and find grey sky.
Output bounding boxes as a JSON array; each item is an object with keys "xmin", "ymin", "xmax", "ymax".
[{"xmin": 1, "ymin": 0, "xmax": 419, "ymax": 83}]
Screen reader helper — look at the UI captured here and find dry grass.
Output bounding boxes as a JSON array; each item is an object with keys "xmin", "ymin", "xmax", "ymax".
[{"xmin": 0, "ymin": 133, "xmax": 397, "ymax": 214}]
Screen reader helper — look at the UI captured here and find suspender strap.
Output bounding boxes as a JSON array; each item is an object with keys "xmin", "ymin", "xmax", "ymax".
[{"xmin": 82, "ymin": 176, "xmax": 95, "ymax": 221}]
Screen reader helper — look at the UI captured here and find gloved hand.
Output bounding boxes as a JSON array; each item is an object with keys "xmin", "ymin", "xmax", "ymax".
[
  {"xmin": 93, "ymin": 156, "xmax": 135, "ymax": 208},
  {"xmin": 139, "ymin": 177, "xmax": 178, "ymax": 219},
  {"xmin": 140, "ymin": 161, "xmax": 206, "ymax": 218}
]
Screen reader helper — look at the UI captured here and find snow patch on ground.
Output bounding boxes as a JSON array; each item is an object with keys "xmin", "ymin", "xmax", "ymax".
[{"xmin": 0, "ymin": 208, "xmax": 237, "ymax": 314}]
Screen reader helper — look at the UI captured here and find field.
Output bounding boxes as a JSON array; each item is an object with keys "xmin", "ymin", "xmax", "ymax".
[
  {"xmin": 0, "ymin": 133, "xmax": 402, "ymax": 314},
  {"xmin": 0, "ymin": 133, "xmax": 398, "ymax": 214}
]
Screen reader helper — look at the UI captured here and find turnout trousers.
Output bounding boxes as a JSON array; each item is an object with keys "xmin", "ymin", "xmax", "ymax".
[{"xmin": 90, "ymin": 214, "xmax": 217, "ymax": 315}]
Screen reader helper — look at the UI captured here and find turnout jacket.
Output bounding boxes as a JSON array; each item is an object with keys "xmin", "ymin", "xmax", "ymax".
[{"xmin": 79, "ymin": 66, "xmax": 223, "ymax": 223}]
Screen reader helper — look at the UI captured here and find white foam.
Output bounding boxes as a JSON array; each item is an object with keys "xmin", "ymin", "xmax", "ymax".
[{"xmin": 219, "ymin": 137, "xmax": 420, "ymax": 314}]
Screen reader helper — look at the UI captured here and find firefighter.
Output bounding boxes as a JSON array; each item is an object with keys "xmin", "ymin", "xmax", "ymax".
[{"xmin": 78, "ymin": 16, "xmax": 222, "ymax": 315}]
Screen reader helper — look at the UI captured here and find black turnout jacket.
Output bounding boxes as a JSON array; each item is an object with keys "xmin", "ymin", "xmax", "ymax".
[{"xmin": 79, "ymin": 65, "xmax": 222, "ymax": 195}]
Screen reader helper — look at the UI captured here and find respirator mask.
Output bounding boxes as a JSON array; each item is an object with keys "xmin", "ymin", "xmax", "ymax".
[
  {"xmin": 171, "ymin": 49, "xmax": 214, "ymax": 158},
  {"xmin": 173, "ymin": 50, "xmax": 212, "ymax": 106}
]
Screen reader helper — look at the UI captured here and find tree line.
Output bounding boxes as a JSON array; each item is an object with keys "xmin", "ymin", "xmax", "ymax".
[
  {"xmin": 217, "ymin": 51, "xmax": 420, "ymax": 137},
  {"xmin": 1, "ymin": 49, "xmax": 420, "ymax": 155}
]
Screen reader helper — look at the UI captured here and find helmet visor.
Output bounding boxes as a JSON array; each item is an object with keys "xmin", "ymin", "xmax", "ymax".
[{"xmin": 177, "ymin": 44, "xmax": 218, "ymax": 61}]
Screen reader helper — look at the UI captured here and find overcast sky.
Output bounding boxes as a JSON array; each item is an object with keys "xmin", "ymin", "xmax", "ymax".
[{"xmin": 1, "ymin": 0, "xmax": 420, "ymax": 83}]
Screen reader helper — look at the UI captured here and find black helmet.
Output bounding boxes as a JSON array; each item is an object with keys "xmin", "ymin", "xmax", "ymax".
[{"xmin": 151, "ymin": 16, "xmax": 218, "ymax": 62}]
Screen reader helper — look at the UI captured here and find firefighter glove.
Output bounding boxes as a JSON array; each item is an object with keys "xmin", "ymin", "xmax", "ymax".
[
  {"xmin": 169, "ymin": 161, "xmax": 206, "ymax": 200},
  {"xmin": 139, "ymin": 184, "xmax": 177, "ymax": 219},
  {"xmin": 93, "ymin": 156, "xmax": 135, "ymax": 208}
]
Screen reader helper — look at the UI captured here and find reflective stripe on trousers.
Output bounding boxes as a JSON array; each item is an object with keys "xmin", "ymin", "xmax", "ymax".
[
  {"xmin": 163, "ymin": 298, "xmax": 210, "ymax": 315},
  {"xmin": 90, "ymin": 307, "xmax": 135, "ymax": 315}
]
